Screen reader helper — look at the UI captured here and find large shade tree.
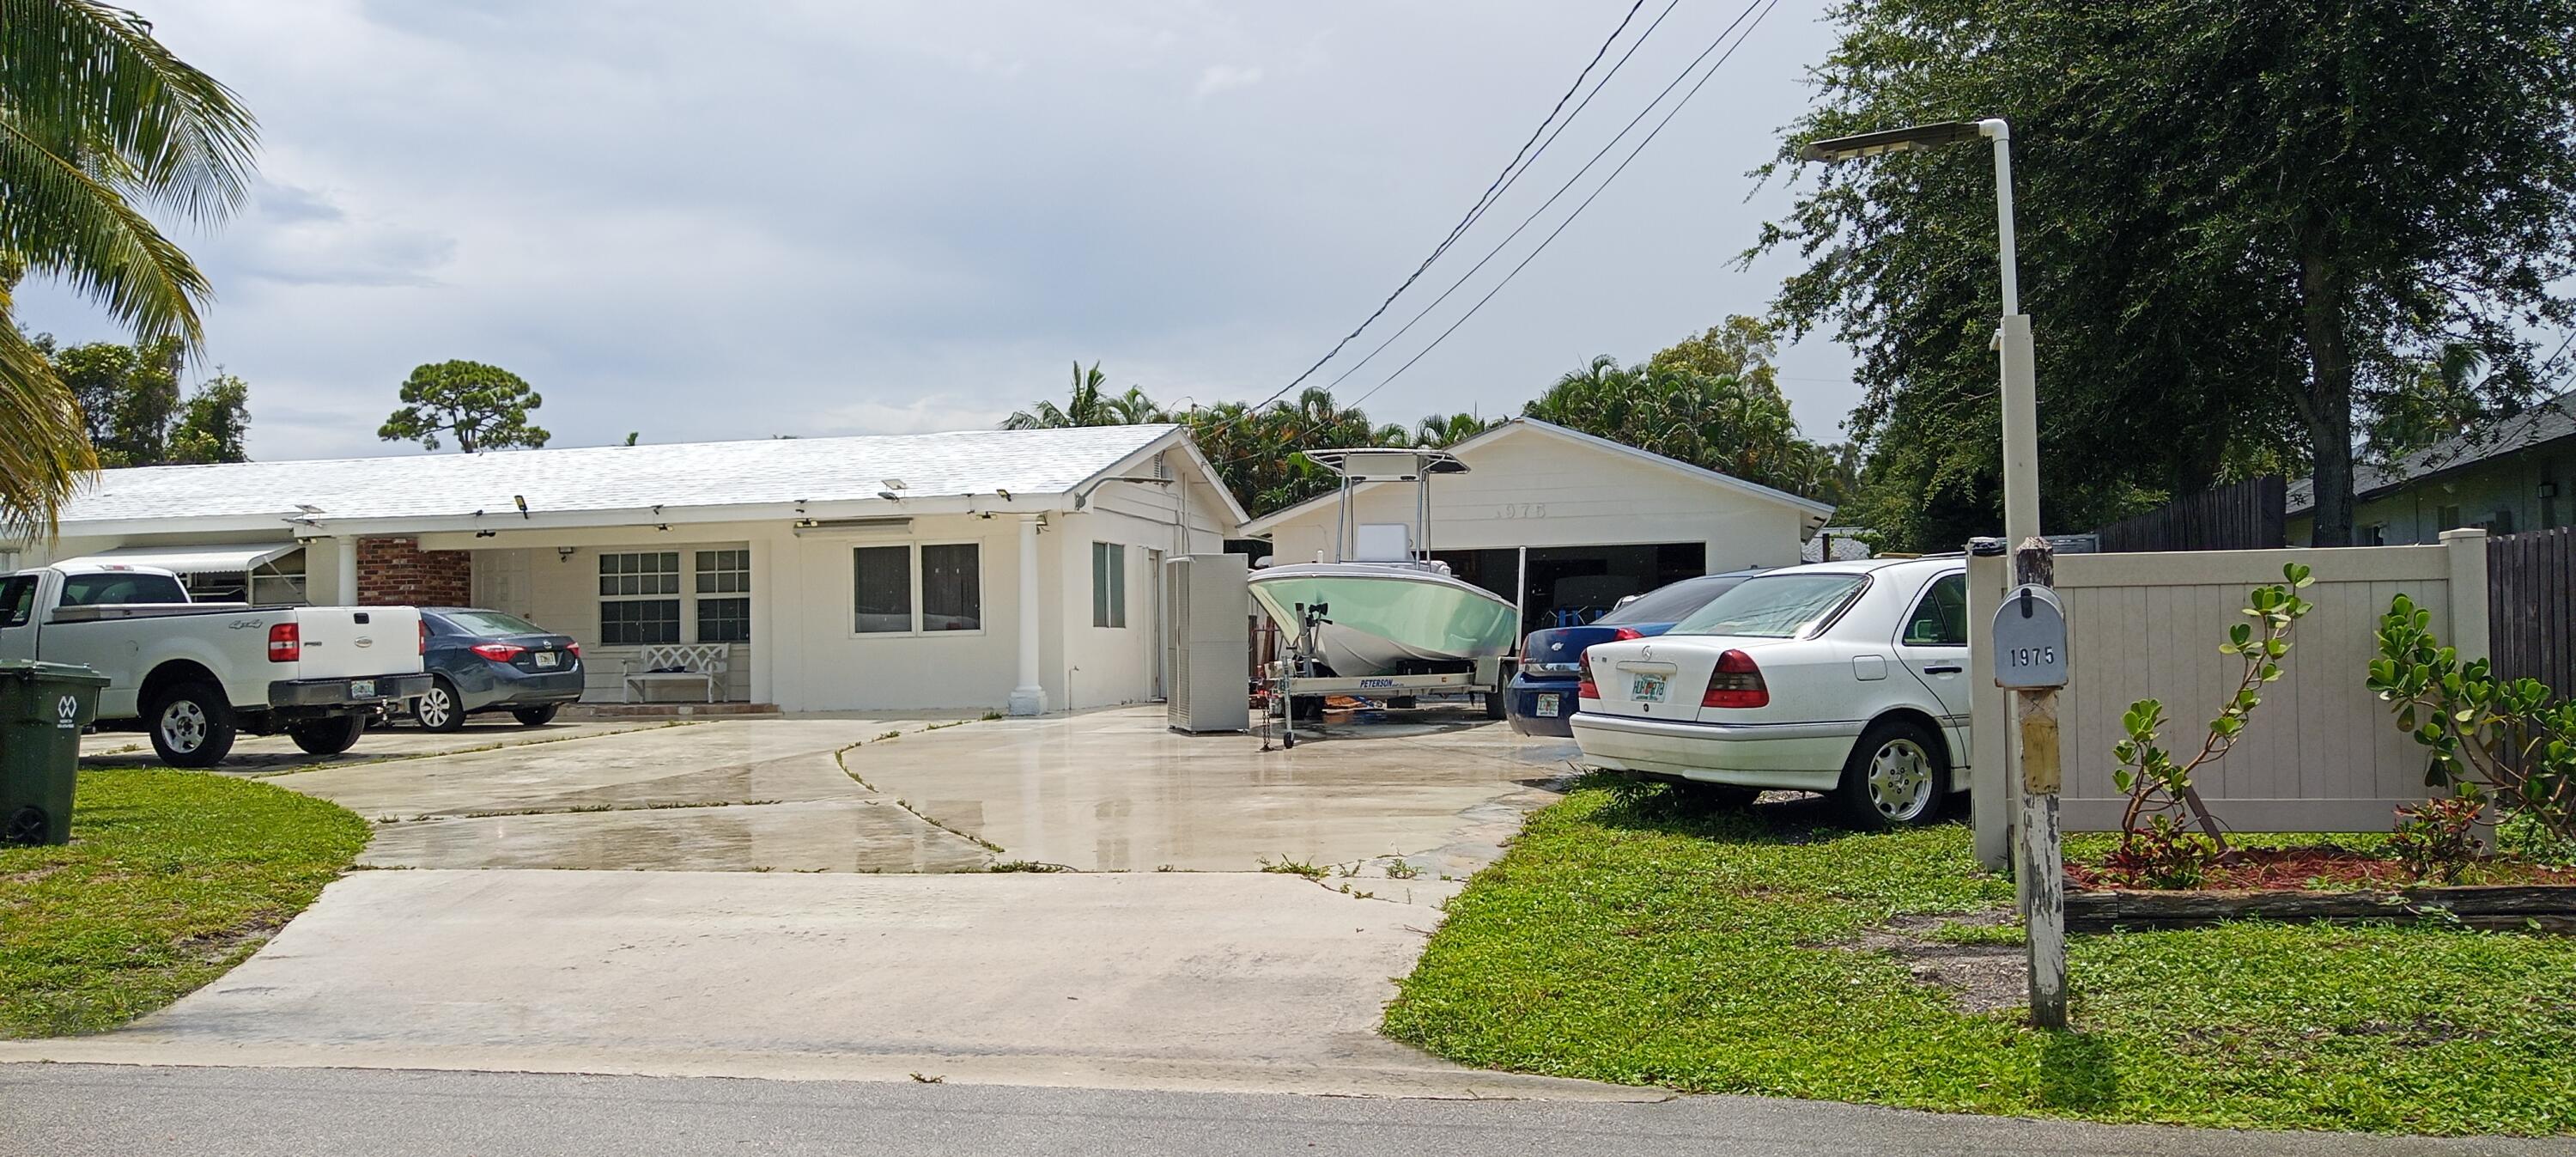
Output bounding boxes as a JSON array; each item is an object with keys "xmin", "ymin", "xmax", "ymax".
[
  {"xmin": 380, "ymin": 360, "xmax": 550, "ymax": 453},
  {"xmin": 1757, "ymin": 0, "xmax": 2576, "ymax": 549},
  {"xmin": 0, "ymin": 0, "xmax": 256, "ymax": 535}
]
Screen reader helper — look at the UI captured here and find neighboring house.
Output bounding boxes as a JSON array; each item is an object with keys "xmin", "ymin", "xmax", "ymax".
[
  {"xmin": 0, "ymin": 426, "xmax": 1246, "ymax": 714},
  {"xmin": 1243, "ymin": 417, "xmax": 1833, "ymax": 634},
  {"xmin": 2287, "ymin": 391, "xmax": 2576, "ymax": 545}
]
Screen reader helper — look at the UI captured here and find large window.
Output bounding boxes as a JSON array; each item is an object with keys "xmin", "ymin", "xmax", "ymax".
[
  {"xmin": 853, "ymin": 543, "xmax": 983, "ymax": 634},
  {"xmin": 0, "ymin": 575, "xmax": 34, "ymax": 628},
  {"xmin": 853, "ymin": 545, "xmax": 912, "ymax": 633},
  {"xmin": 922, "ymin": 544, "xmax": 981, "ymax": 631},
  {"xmin": 1091, "ymin": 542, "xmax": 1127, "ymax": 628},
  {"xmin": 696, "ymin": 551, "xmax": 751, "ymax": 642},
  {"xmin": 599, "ymin": 551, "xmax": 681, "ymax": 645}
]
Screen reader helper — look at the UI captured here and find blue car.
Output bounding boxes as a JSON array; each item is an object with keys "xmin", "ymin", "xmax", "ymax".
[
  {"xmin": 1506, "ymin": 570, "xmax": 1763, "ymax": 737},
  {"xmin": 410, "ymin": 607, "xmax": 586, "ymax": 731}
]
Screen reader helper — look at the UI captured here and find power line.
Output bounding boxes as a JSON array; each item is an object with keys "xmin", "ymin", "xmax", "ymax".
[
  {"xmin": 1318, "ymin": 0, "xmax": 1767, "ymax": 398},
  {"xmin": 1226, "ymin": 0, "xmax": 1656, "ymax": 421},
  {"xmin": 1342, "ymin": 0, "xmax": 1782, "ymax": 411}
]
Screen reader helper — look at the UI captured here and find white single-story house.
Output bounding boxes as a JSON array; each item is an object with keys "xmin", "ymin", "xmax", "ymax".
[
  {"xmin": 1244, "ymin": 417, "xmax": 1834, "ymax": 634},
  {"xmin": 3, "ymin": 425, "xmax": 1246, "ymax": 714}
]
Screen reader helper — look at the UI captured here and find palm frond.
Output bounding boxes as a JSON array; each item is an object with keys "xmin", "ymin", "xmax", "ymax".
[
  {"xmin": 0, "ymin": 0, "xmax": 258, "ymax": 223},
  {"xmin": 0, "ymin": 114, "xmax": 211, "ymax": 343},
  {"xmin": 0, "ymin": 312, "xmax": 96, "ymax": 537}
]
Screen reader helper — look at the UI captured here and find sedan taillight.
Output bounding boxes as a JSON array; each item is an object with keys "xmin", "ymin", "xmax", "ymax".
[
  {"xmin": 267, "ymin": 622, "xmax": 300, "ymax": 662},
  {"xmin": 1610, "ymin": 627, "xmax": 1645, "ymax": 642},
  {"xmin": 1577, "ymin": 650, "xmax": 1600, "ymax": 699},
  {"xmin": 566, "ymin": 642, "xmax": 581, "ymax": 658},
  {"xmin": 1701, "ymin": 649, "xmax": 1769, "ymax": 709},
  {"xmin": 419, "ymin": 621, "xmax": 429, "ymax": 655},
  {"xmin": 471, "ymin": 642, "xmax": 527, "ymax": 662}
]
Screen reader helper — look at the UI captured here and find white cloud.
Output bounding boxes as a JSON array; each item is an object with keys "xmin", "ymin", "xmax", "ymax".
[
  {"xmin": 9, "ymin": 0, "xmax": 1861, "ymax": 461},
  {"xmin": 1194, "ymin": 64, "xmax": 1264, "ymax": 98}
]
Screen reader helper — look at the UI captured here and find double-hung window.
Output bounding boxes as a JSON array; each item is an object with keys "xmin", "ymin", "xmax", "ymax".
[
  {"xmin": 1091, "ymin": 542, "xmax": 1127, "ymax": 628},
  {"xmin": 599, "ymin": 551, "xmax": 681, "ymax": 645},
  {"xmin": 696, "ymin": 550, "xmax": 751, "ymax": 642},
  {"xmin": 853, "ymin": 543, "xmax": 982, "ymax": 634}
]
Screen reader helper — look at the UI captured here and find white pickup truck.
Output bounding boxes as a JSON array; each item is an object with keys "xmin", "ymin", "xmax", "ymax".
[{"xmin": 0, "ymin": 563, "xmax": 432, "ymax": 767}]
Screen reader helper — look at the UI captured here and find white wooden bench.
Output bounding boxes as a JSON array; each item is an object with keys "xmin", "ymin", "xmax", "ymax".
[{"xmin": 622, "ymin": 643, "xmax": 731, "ymax": 703}]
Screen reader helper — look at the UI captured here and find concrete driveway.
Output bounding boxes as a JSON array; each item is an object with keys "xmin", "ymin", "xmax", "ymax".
[
  {"xmin": 9, "ymin": 705, "xmax": 1595, "ymax": 1097},
  {"xmin": 80, "ymin": 718, "xmax": 670, "ymax": 774}
]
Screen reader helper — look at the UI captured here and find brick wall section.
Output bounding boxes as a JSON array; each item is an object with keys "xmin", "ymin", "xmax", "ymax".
[{"xmin": 355, "ymin": 535, "xmax": 473, "ymax": 607}]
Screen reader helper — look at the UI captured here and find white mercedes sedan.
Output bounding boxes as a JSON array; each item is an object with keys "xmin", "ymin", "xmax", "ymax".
[{"xmin": 1569, "ymin": 556, "xmax": 1971, "ymax": 828}]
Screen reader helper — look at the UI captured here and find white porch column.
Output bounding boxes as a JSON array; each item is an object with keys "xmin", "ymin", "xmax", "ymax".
[
  {"xmin": 336, "ymin": 537, "xmax": 361, "ymax": 605},
  {"xmin": 1007, "ymin": 514, "xmax": 1048, "ymax": 716}
]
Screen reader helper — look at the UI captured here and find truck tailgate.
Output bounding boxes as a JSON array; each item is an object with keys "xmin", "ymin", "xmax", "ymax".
[{"xmin": 290, "ymin": 606, "xmax": 425, "ymax": 679}]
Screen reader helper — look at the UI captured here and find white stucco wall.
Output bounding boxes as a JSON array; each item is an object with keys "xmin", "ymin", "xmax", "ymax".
[
  {"xmin": 1258, "ymin": 424, "xmax": 1816, "ymax": 572},
  {"xmin": 21, "ymin": 448, "xmax": 1240, "ymax": 714}
]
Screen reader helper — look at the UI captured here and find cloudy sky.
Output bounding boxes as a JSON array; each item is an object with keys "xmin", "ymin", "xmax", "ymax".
[{"xmin": 17, "ymin": 0, "xmax": 1862, "ymax": 461}]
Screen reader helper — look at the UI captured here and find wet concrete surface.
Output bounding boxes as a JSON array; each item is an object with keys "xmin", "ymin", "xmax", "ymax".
[
  {"xmin": 363, "ymin": 800, "xmax": 991, "ymax": 874},
  {"xmin": 79, "ymin": 719, "xmax": 671, "ymax": 775},
  {"xmin": 0, "ymin": 869, "xmax": 1619, "ymax": 1099},
  {"xmin": 846, "ymin": 707, "xmax": 1579, "ymax": 874}
]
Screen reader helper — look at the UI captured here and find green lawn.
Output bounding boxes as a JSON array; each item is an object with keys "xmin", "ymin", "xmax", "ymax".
[
  {"xmin": 1383, "ymin": 776, "xmax": 2576, "ymax": 1136},
  {"xmin": 1, "ymin": 768, "xmax": 368, "ymax": 1037}
]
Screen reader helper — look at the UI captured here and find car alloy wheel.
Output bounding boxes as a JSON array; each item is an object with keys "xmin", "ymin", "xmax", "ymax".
[
  {"xmin": 1865, "ymin": 736, "xmax": 1936, "ymax": 821},
  {"xmin": 159, "ymin": 699, "xmax": 208, "ymax": 753},
  {"xmin": 416, "ymin": 686, "xmax": 455, "ymax": 730}
]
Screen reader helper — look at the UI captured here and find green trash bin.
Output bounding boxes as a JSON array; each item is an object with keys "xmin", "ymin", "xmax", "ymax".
[{"xmin": 0, "ymin": 660, "xmax": 111, "ymax": 846}]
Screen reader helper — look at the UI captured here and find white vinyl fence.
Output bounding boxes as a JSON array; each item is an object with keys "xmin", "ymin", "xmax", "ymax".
[{"xmin": 1970, "ymin": 529, "xmax": 2492, "ymax": 868}]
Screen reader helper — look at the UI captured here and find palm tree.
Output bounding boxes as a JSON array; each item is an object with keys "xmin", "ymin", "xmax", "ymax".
[
  {"xmin": 0, "ymin": 1, "xmax": 256, "ymax": 535},
  {"xmin": 1413, "ymin": 412, "xmax": 1500, "ymax": 448}
]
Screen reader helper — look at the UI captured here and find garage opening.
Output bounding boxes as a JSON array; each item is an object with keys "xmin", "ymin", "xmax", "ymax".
[{"xmin": 1432, "ymin": 543, "xmax": 1707, "ymax": 636}]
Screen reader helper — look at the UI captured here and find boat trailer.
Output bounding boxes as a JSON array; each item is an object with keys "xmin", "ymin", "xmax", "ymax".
[{"xmin": 1261, "ymin": 600, "xmax": 1508, "ymax": 749}]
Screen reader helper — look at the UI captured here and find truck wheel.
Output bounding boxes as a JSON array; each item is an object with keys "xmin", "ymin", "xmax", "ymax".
[
  {"xmin": 414, "ymin": 678, "xmax": 467, "ymax": 733},
  {"xmin": 149, "ymin": 681, "xmax": 237, "ymax": 769},
  {"xmin": 1483, "ymin": 691, "xmax": 1508, "ymax": 721},
  {"xmin": 288, "ymin": 715, "xmax": 367, "ymax": 756}
]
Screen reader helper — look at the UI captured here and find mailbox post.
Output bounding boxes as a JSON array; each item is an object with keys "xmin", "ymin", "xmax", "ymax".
[{"xmin": 1992, "ymin": 538, "xmax": 2069, "ymax": 1029}]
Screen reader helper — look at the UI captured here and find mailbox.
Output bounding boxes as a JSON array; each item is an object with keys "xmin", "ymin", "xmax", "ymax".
[{"xmin": 1991, "ymin": 584, "xmax": 2069, "ymax": 689}]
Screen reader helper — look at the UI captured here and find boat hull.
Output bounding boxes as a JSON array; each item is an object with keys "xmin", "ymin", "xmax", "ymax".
[{"xmin": 1248, "ymin": 564, "xmax": 1520, "ymax": 677}]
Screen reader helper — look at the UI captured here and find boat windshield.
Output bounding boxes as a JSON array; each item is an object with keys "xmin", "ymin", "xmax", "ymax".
[{"xmin": 1669, "ymin": 573, "xmax": 1867, "ymax": 638}]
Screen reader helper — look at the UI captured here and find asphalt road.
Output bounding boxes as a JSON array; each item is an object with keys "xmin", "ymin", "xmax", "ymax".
[{"xmin": 2, "ymin": 1065, "xmax": 2562, "ymax": 1157}]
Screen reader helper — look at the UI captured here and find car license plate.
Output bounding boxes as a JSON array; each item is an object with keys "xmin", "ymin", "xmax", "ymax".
[
  {"xmin": 1536, "ymin": 692, "xmax": 1561, "ymax": 717},
  {"xmin": 349, "ymin": 679, "xmax": 376, "ymax": 700},
  {"xmin": 535, "ymin": 651, "xmax": 560, "ymax": 669},
  {"xmin": 1631, "ymin": 673, "xmax": 1668, "ymax": 703}
]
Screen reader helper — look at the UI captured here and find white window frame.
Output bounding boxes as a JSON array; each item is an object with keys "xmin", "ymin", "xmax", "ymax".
[
  {"xmin": 695, "ymin": 549, "xmax": 752, "ymax": 643},
  {"xmin": 1092, "ymin": 541, "xmax": 1127, "ymax": 629},
  {"xmin": 598, "ymin": 550, "xmax": 683, "ymax": 647},
  {"xmin": 848, "ymin": 540, "xmax": 987, "ymax": 638}
]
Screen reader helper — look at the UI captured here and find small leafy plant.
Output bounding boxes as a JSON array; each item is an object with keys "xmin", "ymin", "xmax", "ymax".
[
  {"xmin": 2367, "ymin": 594, "xmax": 2576, "ymax": 845},
  {"xmin": 2107, "ymin": 563, "xmax": 2315, "ymax": 877},
  {"xmin": 2390, "ymin": 786, "xmax": 2487, "ymax": 884}
]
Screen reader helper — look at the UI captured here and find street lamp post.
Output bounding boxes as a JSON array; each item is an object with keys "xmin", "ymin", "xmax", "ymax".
[
  {"xmin": 1799, "ymin": 119, "xmax": 2037, "ymax": 544},
  {"xmin": 1802, "ymin": 118, "xmax": 2066, "ymax": 1030}
]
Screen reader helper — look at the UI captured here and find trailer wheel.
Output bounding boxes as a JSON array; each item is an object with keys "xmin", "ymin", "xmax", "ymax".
[{"xmin": 1483, "ymin": 691, "xmax": 1508, "ymax": 721}]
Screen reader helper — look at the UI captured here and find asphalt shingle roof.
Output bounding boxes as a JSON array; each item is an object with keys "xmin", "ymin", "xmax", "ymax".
[
  {"xmin": 2286, "ymin": 392, "xmax": 2575, "ymax": 515},
  {"xmin": 57, "ymin": 424, "xmax": 1179, "ymax": 527}
]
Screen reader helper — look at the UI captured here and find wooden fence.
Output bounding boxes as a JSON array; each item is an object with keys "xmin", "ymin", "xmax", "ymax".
[
  {"xmin": 2488, "ymin": 526, "xmax": 2575, "ymax": 698},
  {"xmin": 2088, "ymin": 476, "xmax": 2287, "ymax": 553},
  {"xmin": 1971, "ymin": 531, "xmax": 2490, "ymax": 866}
]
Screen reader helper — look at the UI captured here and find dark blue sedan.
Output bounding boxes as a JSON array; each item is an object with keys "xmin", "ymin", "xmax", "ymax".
[
  {"xmin": 410, "ymin": 608, "xmax": 586, "ymax": 731},
  {"xmin": 1506, "ymin": 570, "xmax": 1763, "ymax": 736}
]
